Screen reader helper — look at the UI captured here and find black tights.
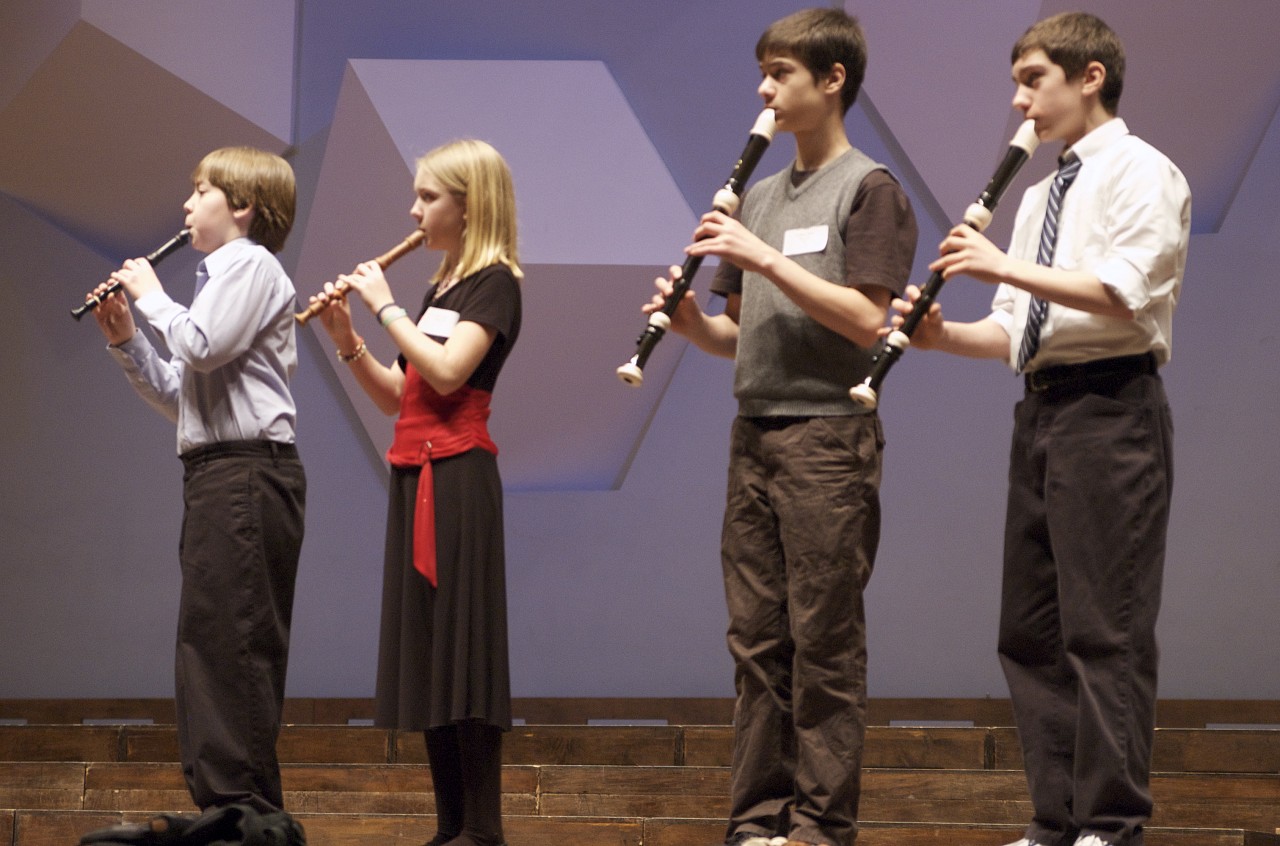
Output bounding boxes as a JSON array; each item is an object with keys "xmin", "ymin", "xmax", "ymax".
[{"xmin": 424, "ymin": 721, "xmax": 505, "ymax": 846}]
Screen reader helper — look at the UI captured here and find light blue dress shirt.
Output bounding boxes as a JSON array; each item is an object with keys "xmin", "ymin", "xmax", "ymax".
[{"xmin": 108, "ymin": 238, "xmax": 299, "ymax": 455}]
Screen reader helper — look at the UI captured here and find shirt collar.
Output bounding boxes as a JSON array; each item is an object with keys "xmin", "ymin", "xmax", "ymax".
[
  {"xmin": 195, "ymin": 237, "xmax": 255, "ymax": 295},
  {"xmin": 1061, "ymin": 117, "xmax": 1128, "ymax": 165}
]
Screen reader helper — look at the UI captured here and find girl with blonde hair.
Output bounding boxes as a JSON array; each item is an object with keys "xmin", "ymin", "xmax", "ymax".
[{"xmin": 312, "ymin": 138, "xmax": 522, "ymax": 846}]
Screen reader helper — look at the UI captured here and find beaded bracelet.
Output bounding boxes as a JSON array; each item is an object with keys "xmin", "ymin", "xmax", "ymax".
[
  {"xmin": 379, "ymin": 306, "xmax": 409, "ymax": 328},
  {"xmin": 337, "ymin": 340, "xmax": 368, "ymax": 363}
]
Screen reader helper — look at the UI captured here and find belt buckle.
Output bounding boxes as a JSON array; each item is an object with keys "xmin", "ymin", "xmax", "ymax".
[{"xmin": 1026, "ymin": 369, "xmax": 1051, "ymax": 392}]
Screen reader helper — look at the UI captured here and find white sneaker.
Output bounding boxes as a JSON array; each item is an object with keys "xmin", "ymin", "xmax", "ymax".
[
  {"xmin": 1074, "ymin": 837, "xmax": 1109, "ymax": 846},
  {"xmin": 727, "ymin": 836, "xmax": 787, "ymax": 846}
]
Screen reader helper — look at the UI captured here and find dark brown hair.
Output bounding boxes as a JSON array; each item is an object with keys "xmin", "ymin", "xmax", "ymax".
[
  {"xmin": 1012, "ymin": 12, "xmax": 1125, "ymax": 115},
  {"xmin": 756, "ymin": 7, "xmax": 867, "ymax": 114}
]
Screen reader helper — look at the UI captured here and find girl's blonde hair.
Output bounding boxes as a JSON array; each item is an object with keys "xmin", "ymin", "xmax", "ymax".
[{"xmin": 418, "ymin": 139, "xmax": 523, "ymax": 283}]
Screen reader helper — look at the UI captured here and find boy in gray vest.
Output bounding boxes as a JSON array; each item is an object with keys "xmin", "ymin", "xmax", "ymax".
[{"xmin": 645, "ymin": 9, "xmax": 916, "ymax": 846}]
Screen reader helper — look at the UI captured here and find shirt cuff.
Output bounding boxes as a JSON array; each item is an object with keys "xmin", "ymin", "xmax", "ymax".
[
  {"xmin": 989, "ymin": 308, "xmax": 1013, "ymax": 335},
  {"xmin": 1092, "ymin": 258, "xmax": 1150, "ymax": 312},
  {"xmin": 107, "ymin": 329, "xmax": 151, "ymax": 364}
]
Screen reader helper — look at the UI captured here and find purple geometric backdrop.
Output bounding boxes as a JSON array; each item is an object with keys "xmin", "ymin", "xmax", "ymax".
[{"xmin": 1, "ymin": 0, "xmax": 1277, "ymax": 701}]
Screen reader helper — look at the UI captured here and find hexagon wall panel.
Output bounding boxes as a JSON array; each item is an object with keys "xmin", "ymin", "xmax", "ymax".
[
  {"xmin": 0, "ymin": 0, "xmax": 293, "ymax": 261},
  {"xmin": 296, "ymin": 59, "xmax": 700, "ymax": 491},
  {"xmin": 3, "ymin": 0, "xmax": 1280, "ymax": 702}
]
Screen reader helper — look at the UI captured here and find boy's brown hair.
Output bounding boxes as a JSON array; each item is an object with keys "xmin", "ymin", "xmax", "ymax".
[
  {"xmin": 192, "ymin": 147, "xmax": 296, "ymax": 254},
  {"xmin": 1012, "ymin": 12, "xmax": 1125, "ymax": 115},
  {"xmin": 756, "ymin": 7, "xmax": 866, "ymax": 115}
]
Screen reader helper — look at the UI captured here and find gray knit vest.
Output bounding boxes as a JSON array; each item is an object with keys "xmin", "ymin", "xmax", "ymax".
[{"xmin": 735, "ymin": 147, "xmax": 883, "ymax": 417}]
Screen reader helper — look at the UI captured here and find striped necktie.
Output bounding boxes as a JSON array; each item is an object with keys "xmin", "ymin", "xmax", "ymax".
[{"xmin": 1016, "ymin": 154, "xmax": 1082, "ymax": 372}]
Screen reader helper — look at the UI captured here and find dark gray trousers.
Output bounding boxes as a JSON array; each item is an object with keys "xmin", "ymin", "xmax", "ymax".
[
  {"xmin": 721, "ymin": 414, "xmax": 883, "ymax": 846},
  {"xmin": 1001, "ymin": 372, "xmax": 1172, "ymax": 846},
  {"xmin": 176, "ymin": 441, "xmax": 306, "ymax": 813}
]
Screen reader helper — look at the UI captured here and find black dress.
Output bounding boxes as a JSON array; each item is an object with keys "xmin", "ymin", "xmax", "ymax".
[{"xmin": 373, "ymin": 265, "xmax": 521, "ymax": 731}]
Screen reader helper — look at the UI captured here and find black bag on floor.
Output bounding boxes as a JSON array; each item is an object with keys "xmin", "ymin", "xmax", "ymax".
[{"xmin": 79, "ymin": 804, "xmax": 305, "ymax": 846}]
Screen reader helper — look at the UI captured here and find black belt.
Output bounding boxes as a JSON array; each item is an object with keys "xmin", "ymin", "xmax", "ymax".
[
  {"xmin": 181, "ymin": 439, "xmax": 298, "ymax": 465},
  {"xmin": 1024, "ymin": 352, "xmax": 1156, "ymax": 393}
]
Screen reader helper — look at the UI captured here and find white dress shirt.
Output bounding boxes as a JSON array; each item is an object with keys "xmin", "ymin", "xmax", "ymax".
[
  {"xmin": 108, "ymin": 238, "xmax": 299, "ymax": 454},
  {"xmin": 990, "ymin": 118, "xmax": 1192, "ymax": 371}
]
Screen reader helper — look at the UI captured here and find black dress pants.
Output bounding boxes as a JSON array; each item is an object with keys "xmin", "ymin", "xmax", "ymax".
[
  {"xmin": 176, "ymin": 441, "xmax": 306, "ymax": 813},
  {"xmin": 1000, "ymin": 370, "xmax": 1172, "ymax": 846}
]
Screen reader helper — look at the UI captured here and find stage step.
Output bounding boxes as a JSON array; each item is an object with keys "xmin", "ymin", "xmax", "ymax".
[
  {"xmin": 4, "ymin": 810, "xmax": 1279, "ymax": 846},
  {"xmin": 1, "ymin": 760, "xmax": 1278, "ymax": 832},
  {"xmin": 3, "ymin": 713, "xmax": 1279, "ymax": 846},
  {"xmin": 5, "ymin": 697, "xmax": 1280, "ymax": 729},
  {"xmin": 4, "ymin": 724, "xmax": 1280, "ymax": 773}
]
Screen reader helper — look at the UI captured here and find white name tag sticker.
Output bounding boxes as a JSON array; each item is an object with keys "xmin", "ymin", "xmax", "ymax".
[
  {"xmin": 782, "ymin": 224, "xmax": 829, "ymax": 257},
  {"xmin": 418, "ymin": 307, "xmax": 460, "ymax": 338}
]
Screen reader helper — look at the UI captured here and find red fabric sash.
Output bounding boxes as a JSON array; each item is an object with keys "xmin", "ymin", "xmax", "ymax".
[{"xmin": 386, "ymin": 365, "xmax": 497, "ymax": 587}]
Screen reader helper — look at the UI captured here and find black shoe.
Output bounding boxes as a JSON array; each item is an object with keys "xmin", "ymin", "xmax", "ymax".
[
  {"xmin": 423, "ymin": 834, "xmax": 460, "ymax": 846},
  {"xmin": 79, "ymin": 814, "xmax": 197, "ymax": 845}
]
